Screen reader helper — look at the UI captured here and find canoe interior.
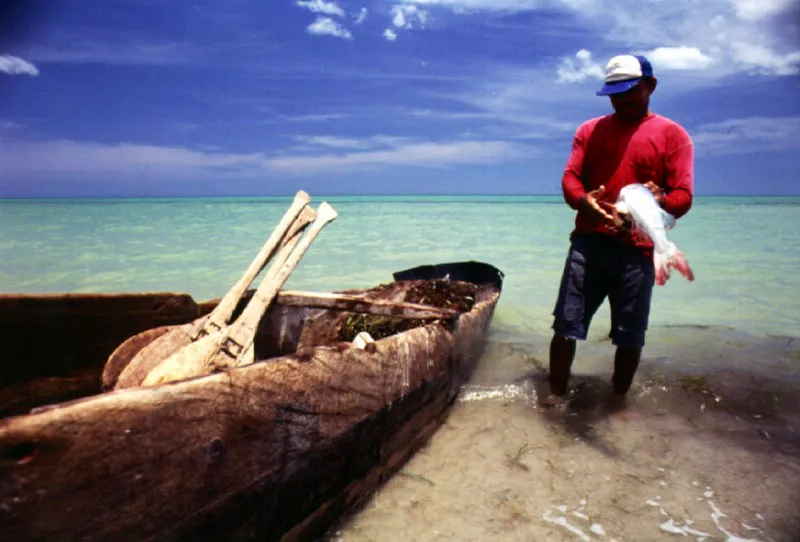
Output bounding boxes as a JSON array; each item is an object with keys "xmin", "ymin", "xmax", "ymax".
[{"xmin": 0, "ymin": 262, "xmax": 502, "ymax": 418}]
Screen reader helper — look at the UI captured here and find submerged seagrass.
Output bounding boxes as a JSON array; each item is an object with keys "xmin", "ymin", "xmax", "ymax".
[{"xmin": 0, "ymin": 261, "xmax": 503, "ymax": 542}]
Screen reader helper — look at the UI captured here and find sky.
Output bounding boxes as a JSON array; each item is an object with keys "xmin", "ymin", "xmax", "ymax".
[{"xmin": 0, "ymin": 0, "xmax": 799, "ymax": 197}]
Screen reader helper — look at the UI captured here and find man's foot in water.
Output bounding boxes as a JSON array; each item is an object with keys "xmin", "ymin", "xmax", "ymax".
[
  {"xmin": 540, "ymin": 382, "xmax": 587, "ymax": 408},
  {"xmin": 607, "ymin": 392, "xmax": 626, "ymax": 410},
  {"xmin": 540, "ymin": 392, "xmax": 570, "ymax": 409},
  {"xmin": 606, "ymin": 392, "xmax": 637, "ymax": 419}
]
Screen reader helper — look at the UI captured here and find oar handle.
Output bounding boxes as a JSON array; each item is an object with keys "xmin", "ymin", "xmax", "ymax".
[
  {"xmin": 200, "ymin": 191, "xmax": 311, "ymax": 334},
  {"xmin": 226, "ymin": 202, "xmax": 338, "ymax": 358}
]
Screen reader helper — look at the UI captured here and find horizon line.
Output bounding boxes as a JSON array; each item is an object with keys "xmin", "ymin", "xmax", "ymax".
[{"xmin": 2, "ymin": 193, "xmax": 800, "ymax": 200}]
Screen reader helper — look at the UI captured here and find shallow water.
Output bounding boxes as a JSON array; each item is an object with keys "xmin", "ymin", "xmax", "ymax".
[{"xmin": 327, "ymin": 327, "xmax": 800, "ymax": 541}]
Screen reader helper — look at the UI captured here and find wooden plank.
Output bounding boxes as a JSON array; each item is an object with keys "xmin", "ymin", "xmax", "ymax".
[{"xmin": 276, "ymin": 290, "xmax": 460, "ymax": 320}]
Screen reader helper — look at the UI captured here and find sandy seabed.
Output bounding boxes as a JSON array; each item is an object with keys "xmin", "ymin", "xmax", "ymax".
[{"xmin": 327, "ymin": 326, "xmax": 800, "ymax": 541}]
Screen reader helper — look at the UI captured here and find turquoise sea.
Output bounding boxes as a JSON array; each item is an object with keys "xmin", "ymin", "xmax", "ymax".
[
  {"xmin": 1, "ymin": 195, "xmax": 798, "ymax": 340},
  {"xmin": 2, "ymin": 195, "xmax": 800, "ymax": 540}
]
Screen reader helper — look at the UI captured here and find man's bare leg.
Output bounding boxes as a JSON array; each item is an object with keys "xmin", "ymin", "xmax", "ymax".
[
  {"xmin": 608, "ymin": 346, "xmax": 642, "ymax": 413},
  {"xmin": 549, "ymin": 334, "xmax": 576, "ymax": 396},
  {"xmin": 612, "ymin": 346, "xmax": 641, "ymax": 395}
]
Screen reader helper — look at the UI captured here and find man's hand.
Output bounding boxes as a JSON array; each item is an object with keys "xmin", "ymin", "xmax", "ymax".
[
  {"xmin": 643, "ymin": 181, "xmax": 665, "ymax": 206},
  {"xmin": 579, "ymin": 185, "xmax": 616, "ymax": 224}
]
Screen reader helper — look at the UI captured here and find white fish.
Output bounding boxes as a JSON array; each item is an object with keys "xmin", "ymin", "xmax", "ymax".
[{"xmin": 615, "ymin": 183, "xmax": 694, "ymax": 286}]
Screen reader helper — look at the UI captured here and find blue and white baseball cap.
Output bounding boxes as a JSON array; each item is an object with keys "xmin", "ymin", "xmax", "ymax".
[{"xmin": 596, "ymin": 55, "xmax": 653, "ymax": 96}]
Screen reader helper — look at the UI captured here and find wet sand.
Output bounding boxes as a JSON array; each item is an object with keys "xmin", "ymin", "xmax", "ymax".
[{"xmin": 326, "ymin": 326, "xmax": 800, "ymax": 541}]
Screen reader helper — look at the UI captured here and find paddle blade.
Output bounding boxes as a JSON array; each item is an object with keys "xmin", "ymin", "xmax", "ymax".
[
  {"xmin": 141, "ymin": 332, "xmax": 223, "ymax": 386},
  {"xmin": 115, "ymin": 325, "xmax": 195, "ymax": 389},
  {"xmin": 102, "ymin": 325, "xmax": 175, "ymax": 390}
]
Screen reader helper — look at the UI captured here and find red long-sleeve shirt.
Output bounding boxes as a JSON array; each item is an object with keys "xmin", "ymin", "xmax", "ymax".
[{"xmin": 562, "ymin": 112, "xmax": 694, "ymax": 250}]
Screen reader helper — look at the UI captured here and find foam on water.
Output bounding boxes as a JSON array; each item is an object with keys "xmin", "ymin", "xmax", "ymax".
[{"xmin": 459, "ymin": 384, "xmax": 530, "ymax": 403}]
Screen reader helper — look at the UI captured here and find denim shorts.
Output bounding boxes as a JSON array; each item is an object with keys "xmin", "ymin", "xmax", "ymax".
[{"xmin": 552, "ymin": 234, "xmax": 655, "ymax": 348}]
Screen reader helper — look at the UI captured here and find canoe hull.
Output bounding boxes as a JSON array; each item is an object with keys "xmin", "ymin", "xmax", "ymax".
[{"xmin": 0, "ymin": 262, "xmax": 502, "ymax": 541}]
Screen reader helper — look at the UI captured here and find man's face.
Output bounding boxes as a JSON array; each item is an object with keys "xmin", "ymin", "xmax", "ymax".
[{"xmin": 609, "ymin": 78, "xmax": 656, "ymax": 121}]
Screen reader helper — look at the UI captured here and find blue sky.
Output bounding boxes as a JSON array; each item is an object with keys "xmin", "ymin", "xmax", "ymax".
[{"xmin": 1, "ymin": 0, "xmax": 799, "ymax": 197}]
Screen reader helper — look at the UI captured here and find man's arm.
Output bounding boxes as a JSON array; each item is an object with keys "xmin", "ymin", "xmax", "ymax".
[
  {"xmin": 562, "ymin": 124, "xmax": 616, "ymax": 223},
  {"xmin": 562, "ymin": 127, "xmax": 588, "ymax": 210},
  {"xmin": 662, "ymin": 129, "xmax": 694, "ymax": 218}
]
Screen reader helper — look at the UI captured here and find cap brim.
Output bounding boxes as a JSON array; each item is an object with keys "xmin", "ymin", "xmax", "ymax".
[{"xmin": 595, "ymin": 78, "xmax": 641, "ymax": 96}]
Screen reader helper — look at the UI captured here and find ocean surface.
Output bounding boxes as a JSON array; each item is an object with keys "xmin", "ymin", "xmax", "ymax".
[{"xmin": 2, "ymin": 195, "xmax": 799, "ymax": 540}]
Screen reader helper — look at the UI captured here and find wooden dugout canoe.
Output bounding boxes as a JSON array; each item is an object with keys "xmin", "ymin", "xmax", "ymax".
[{"xmin": 0, "ymin": 261, "xmax": 503, "ymax": 542}]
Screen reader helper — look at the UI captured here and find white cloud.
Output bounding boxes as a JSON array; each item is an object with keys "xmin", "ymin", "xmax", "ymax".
[
  {"xmin": 295, "ymin": 135, "xmax": 368, "ymax": 148},
  {"xmin": 0, "ymin": 120, "xmax": 24, "ymax": 130},
  {"xmin": 296, "ymin": 0, "xmax": 345, "ymax": 18},
  {"xmin": 592, "ymin": 1, "xmax": 799, "ymax": 77},
  {"xmin": 368, "ymin": 135, "xmax": 418, "ymax": 147},
  {"xmin": 0, "ymin": 55, "xmax": 39, "ymax": 76},
  {"xmin": 401, "ymin": 0, "xmax": 799, "ymax": 80},
  {"xmin": 454, "ymin": 64, "xmax": 595, "ymax": 124},
  {"xmin": 642, "ymin": 46, "xmax": 714, "ymax": 70},
  {"xmin": 691, "ymin": 115, "xmax": 800, "ymax": 154},
  {"xmin": 403, "ymin": 0, "xmax": 797, "ymax": 20},
  {"xmin": 18, "ymin": 39, "xmax": 199, "ymax": 65},
  {"xmin": 266, "ymin": 140, "xmax": 528, "ymax": 173},
  {"xmin": 0, "ymin": 136, "xmax": 530, "ymax": 178},
  {"xmin": 307, "ymin": 17, "xmax": 353, "ymax": 40},
  {"xmin": 284, "ymin": 113, "xmax": 351, "ymax": 122},
  {"xmin": 400, "ymin": 0, "xmax": 542, "ymax": 10},
  {"xmin": 410, "ymin": 109, "xmax": 497, "ymax": 121},
  {"xmin": 731, "ymin": 0, "xmax": 795, "ymax": 21},
  {"xmin": 730, "ymin": 42, "xmax": 800, "ymax": 75},
  {"xmin": 557, "ymin": 49, "xmax": 604, "ymax": 83},
  {"xmin": 291, "ymin": 1, "xmax": 800, "ymax": 80},
  {"xmin": 0, "ymin": 140, "xmax": 267, "ymax": 178},
  {"xmin": 391, "ymin": 4, "xmax": 429, "ymax": 29}
]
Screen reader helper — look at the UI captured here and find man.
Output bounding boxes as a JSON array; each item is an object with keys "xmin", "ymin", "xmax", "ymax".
[{"xmin": 546, "ymin": 54, "xmax": 694, "ymax": 408}]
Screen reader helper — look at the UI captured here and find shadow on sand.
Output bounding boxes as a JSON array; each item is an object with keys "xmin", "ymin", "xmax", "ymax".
[
  {"xmin": 516, "ymin": 364, "xmax": 800, "ymax": 463},
  {"xmin": 516, "ymin": 369, "xmax": 626, "ymax": 459}
]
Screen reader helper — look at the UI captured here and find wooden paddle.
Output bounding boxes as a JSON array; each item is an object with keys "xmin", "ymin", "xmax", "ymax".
[
  {"xmin": 141, "ymin": 202, "xmax": 338, "ymax": 386},
  {"xmin": 102, "ymin": 325, "xmax": 173, "ymax": 389},
  {"xmin": 109, "ymin": 194, "xmax": 314, "ymax": 390},
  {"xmin": 189, "ymin": 190, "xmax": 311, "ymax": 338}
]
